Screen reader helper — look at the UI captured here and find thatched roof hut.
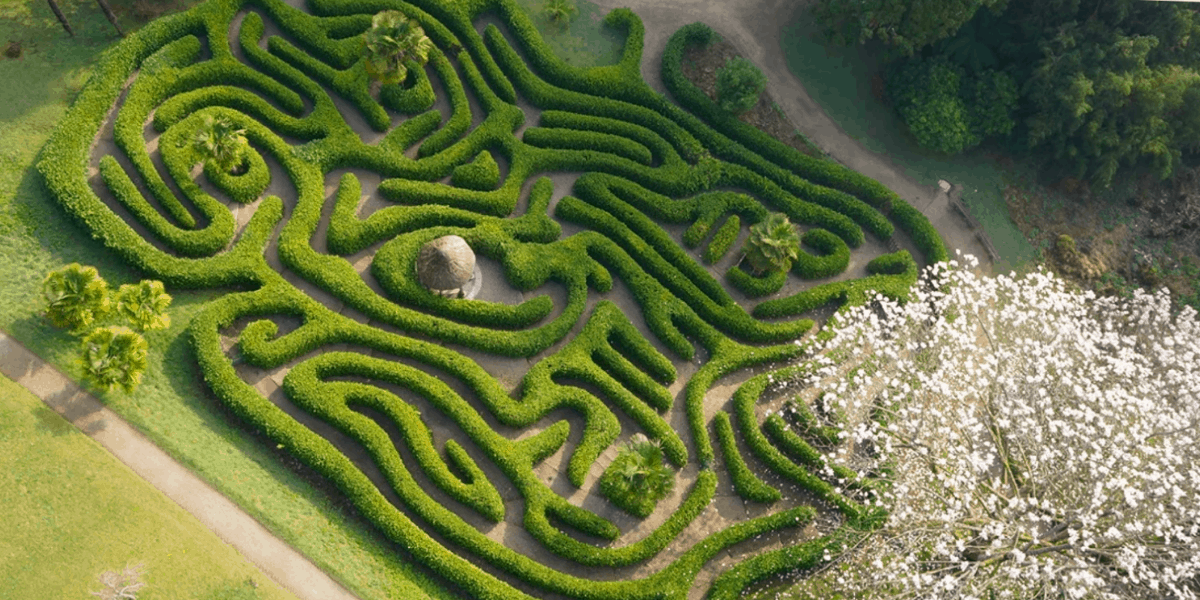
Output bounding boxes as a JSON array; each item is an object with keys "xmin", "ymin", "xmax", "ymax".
[{"xmin": 417, "ymin": 235, "xmax": 475, "ymax": 293}]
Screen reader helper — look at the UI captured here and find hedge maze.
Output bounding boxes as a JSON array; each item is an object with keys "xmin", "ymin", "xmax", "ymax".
[{"xmin": 37, "ymin": 0, "xmax": 947, "ymax": 597}]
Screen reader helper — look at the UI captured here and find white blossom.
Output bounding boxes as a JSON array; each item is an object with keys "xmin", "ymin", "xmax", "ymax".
[{"xmin": 792, "ymin": 256, "xmax": 1200, "ymax": 600}]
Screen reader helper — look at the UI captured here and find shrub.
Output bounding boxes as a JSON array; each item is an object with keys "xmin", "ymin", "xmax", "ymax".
[
  {"xmin": 79, "ymin": 326, "xmax": 149, "ymax": 394},
  {"xmin": 598, "ymin": 434, "xmax": 676, "ymax": 518},
  {"xmin": 43, "ymin": 263, "xmax": 111, "ymax": 332},
  {"xmin": 742, "ymin": 213, "xmax": 800, "ymax": 275},
  {"xmin": 716, "ymin": 57, "xmax": 766, "ymax": 115},
  {"xmin": 361, "ymin": 10, "xmax": 434, "ymax": 85},
  {"xmin": 115, "ymin": 280, "xmax": 173, "ymax": 332},
  {"xmin": 703, "ymin": 214, "xmax": 740, "ymax": 264},
  {"xmin": 451, "ymin": 150, "xmax": 501, "ymax": 191},
  {"xmin": 191, "ymin": 114, "xmax": 250, "ymax": 175},
  {"xmin": 541, "ymin": 0, "xmax": 576, "ymax": 25}
]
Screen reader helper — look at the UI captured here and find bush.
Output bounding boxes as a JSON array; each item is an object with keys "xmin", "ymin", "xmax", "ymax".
[
  {"xmin": 703, "ymin": 214, "xmax": 740, "ymax": 263},
  {"xmin": 451, "ymin": 150, "xmax": 501, "ymax": 191},
  {"xmin": 42, "ymin": 263, "xmax": 111, "ymax": 332},
  {"xmin": 716, "ymin": 57, "xmax": 766, "ymax": 115},
  {"xmin": 887, "ymin": 56, "xmax": 979, "ymax": 154},
  {"xmin": 598, "ymin": 434, "xmax": 676, "ymax": 518},
  {"xmin": 115, "ymin": 280, "xmax": 173, "ymax": 332},
  {"xmin": 742, "ymin": 213, "xmax": 800, "ymax": 275},
  {"xmin": 79, "ymin": 326, "xmax": 149, "ymax": 394}
]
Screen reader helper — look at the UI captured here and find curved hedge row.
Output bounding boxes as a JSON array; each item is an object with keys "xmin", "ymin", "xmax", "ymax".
[
  {"xmin": 703, "ymin": 214, "xmax": 739, "ymax": 264},
  {"xmin": 34, "ymin": 0, "xmax": 928, "ymax": 596}
]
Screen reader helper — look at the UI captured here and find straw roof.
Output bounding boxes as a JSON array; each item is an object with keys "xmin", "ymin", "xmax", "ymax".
[{"xmin": 417, "ymin": 235, "xmax": 475, "ymax": 291}]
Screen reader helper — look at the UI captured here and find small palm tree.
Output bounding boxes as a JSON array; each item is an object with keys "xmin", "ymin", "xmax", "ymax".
[
  {"xmin": 361, "ymin": 10, "xmax": 434, "ymax": 86},
  {"xmin": 43, "ymin": 263, "xmax": 111, "ymax": 332},
  {"xmin": 742, "ymin": 212, "xmax": 800, "ymax": 276},
  {"xmin": 116, "ymin": 280, "xmax": 172, "ymax": 332},
  {"xmin": 79, "ymin": 326, "xmax": 149, "ymax": 394},
  {"xmin": 542, "ymin": 0, "xmax": 576, "ymax": 26},
  {"xmin": 192, "ymin": 114, "xmax": 249, "ymax": 175},
  {"xmin": 600, "ymin": 434, "xmax": 675, "ymax": 516}
]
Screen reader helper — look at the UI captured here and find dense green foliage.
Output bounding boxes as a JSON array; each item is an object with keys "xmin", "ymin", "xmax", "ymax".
[
  {"xmin": 715, "ymin": 57, "xmax": 767, "ymax": 115},
  {"xmin": 742, "ymin": 213, "xmax": 801, "ymax": 275},
  {"xmin": 33, "ymin": 0, "xmax": 950, "ymax": 597},
  {"xmin": 115, "ymin": 280, "xmax": 173, "ymax": 332},
  {"xmin": 79, "ymin": 326, "xmax": 149, "ymax": 394},
  {"xmin": 598, "ymin": 435, "xmax": 677, "ymax": 517},
  {"xmin": 812, "ymin": 0, "xmax": 1008, "ymax": 58},
  {"xmin": 886, "ymin": 55, "xmax": 1017, "ymax": 154},
  {"xmin": 191, "ymin": 114, "xmax": 250, "ymax": 175},
  {"xmin": 42, "ymin": 263, "xmax": 112, "ymax": 332},
  {"xmin": 361, "ymin": 10, "xmax": 434, "ymax": 85},
  {"xmin": 817, "ymin": 0, "xmax": 1200, "ymax": 188}
]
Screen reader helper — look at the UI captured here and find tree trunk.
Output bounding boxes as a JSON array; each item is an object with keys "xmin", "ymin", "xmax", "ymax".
[
  {"xmin": 46, "ymin": 0, "xmax": 74, "ymax": 37},
  {"xmin": 94, "ymin": 0, "xmax": 124, "ymax": 37}
]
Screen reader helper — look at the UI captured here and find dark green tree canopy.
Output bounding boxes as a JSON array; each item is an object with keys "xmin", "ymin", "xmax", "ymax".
[
  {"xmin": 819, "ymin": 0, "xmax": 1200, "ymax": 188},
  {"xmin": 716, "ymin": 57, "xmax": 768, "ymax": 115},
  {"xmin": 813, "ymin": 0, "xmax": 1010, "ymax": 58}
]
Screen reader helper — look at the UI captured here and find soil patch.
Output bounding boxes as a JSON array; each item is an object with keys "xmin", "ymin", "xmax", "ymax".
[
  {"xmin": 1003, "ymin": 167, "xmax": 1200, "ymax": 309},
  {"xmin": 680, "ymin": 37, "xmax": 827, "ymax": 160}
]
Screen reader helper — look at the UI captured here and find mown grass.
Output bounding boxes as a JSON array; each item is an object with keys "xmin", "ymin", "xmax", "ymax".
[
  {"xmin": 780, "ymin": 10, "xmax": 1036, "ymax": 272},
  {"xmin": 507, "ymin": 0, "xmax": 624, "ymax": 68},
  {"xmin": 0, "ymin": 2, "xmax": 465, "ymax": 599},
  {"xmin": 0, "ymin": 374, "xmax": 298, "ymax": 600}
]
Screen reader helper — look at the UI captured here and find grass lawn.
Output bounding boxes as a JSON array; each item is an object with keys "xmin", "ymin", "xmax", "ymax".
[
  {"xmin": 0, "ymin": 373, "xmax": 298, "ymax": 600},
  {"xmin": 780, "ymin": 10, "xmax": 1037, "ymax": 272},
  {"xmin": 507, "ymin": 0, "xmax": 624, "ymax": 68}
]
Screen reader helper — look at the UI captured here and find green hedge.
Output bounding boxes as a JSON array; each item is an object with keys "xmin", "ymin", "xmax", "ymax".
[
  {"xmin": 34, "ymin": 0, "xmax": 913, "ymax": 596},
  {"xmin": 754, "ymin": 251, "xmax": 919, "ymax": 319},
  {"xmin": 726, "ymin": 264, "xmax": 787, "ymax": 298},
  {"xmin": 703, "ymin": 214, "xmax": 739, "ymax": 264},
  {"xmin": 793, "ymin": 228, "xmax": 851, "ymax": 279},
  {"xmin": 451, "ymin": 150, "xmax": 501, "ymax": 191},
  {"xmin": 713, "ymin": 412, "xmax": 780, "ymax": 503}
]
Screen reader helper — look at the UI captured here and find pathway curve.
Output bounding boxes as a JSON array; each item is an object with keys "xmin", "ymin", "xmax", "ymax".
[
  {"xmin": 589, "ymin": 0, "xmax": 995, "ymax": 273},
  {"xmin": 0, "ymin": 332, "xmax": 360, "ymax": 600}
]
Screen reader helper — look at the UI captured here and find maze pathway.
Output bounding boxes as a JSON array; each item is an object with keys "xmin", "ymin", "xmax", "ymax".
[{"xmin": 38, "ymin": 0, "xmax": 948, "ymax": 597}]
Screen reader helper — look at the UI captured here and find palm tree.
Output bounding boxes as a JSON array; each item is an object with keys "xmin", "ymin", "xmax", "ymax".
[
  {"xmin": 115, "ymin": 280, "xmax": 172, "ymax": 332},
  {"xmin": 79, "ymin": 326, "xmax": 148, "ymax": 394},
  {"xmin": 742, "ymin": 212, "xmax": 801, "ymax": 276},
  {"xmin": 361, "ymin": 10, "xmax": 434, "ymax": 86},
  {"xmin": 192, "ymin": 114, "xmax": 249, "ymax": 175},
  {"xmin": 542, "ymin": 0, "xmax": 576, "ymax": 27},
  {"xmin": 42, "ymin": 263, "xmax": 111, "ymax": 332},
  {"xmin": 601, "ymin": 434, "xmax": 675, "ymax": 516}
]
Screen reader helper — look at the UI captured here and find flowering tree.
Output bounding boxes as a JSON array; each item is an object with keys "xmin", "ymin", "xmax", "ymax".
[{"xmin": 784, "ymin": 254, "xmax": 1200, "ymax": 600}]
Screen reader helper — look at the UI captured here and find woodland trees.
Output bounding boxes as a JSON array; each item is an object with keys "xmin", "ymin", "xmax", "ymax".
[{"xmin": 814, "ymin": 0, "xmax": 1200, "ymax": 189}]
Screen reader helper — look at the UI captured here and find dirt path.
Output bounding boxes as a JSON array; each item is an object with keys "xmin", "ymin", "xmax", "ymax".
[
  {"xmin": 0, "ymin": 332, "xmax": 361, "ymax": 600},
  {"xmin": 588, "ymin": 0, "xmax": 994, "ymax": 273}
]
